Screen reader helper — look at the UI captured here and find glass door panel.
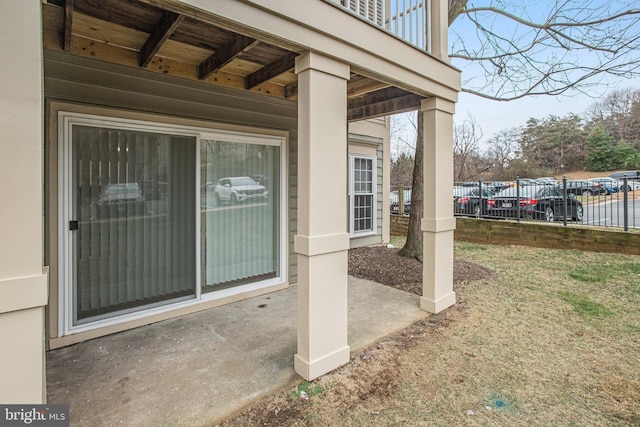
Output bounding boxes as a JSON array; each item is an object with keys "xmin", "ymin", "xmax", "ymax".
[
  {"xmin": 200, "ymin": 140, "xmax": 280, "ymax": 292},
  {"xmin": 72, "ymin": 125, "xmax": 196, "ymax": 323}
]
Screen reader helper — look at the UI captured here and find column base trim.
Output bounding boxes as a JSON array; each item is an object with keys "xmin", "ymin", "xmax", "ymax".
[
  {"xmin": 420, "ymin": 292, "xmax": 456, "ymax": 314},
  {"xmin": 294, "ymin": 345, "xmax": 350, "ymax": 380}
]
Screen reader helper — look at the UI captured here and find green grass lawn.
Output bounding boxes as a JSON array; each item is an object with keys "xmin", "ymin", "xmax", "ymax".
[
  {"xmin": 224, "ymin": 242, "xmax": 640, "ymax": 426},
  {"xmin": 382, "ymin": 242, "xmax": 640, "ymax": 426}
]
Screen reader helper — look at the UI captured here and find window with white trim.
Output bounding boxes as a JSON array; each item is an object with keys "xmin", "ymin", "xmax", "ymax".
[{"xmin": 349, "ymin": 155, "xmax": 376, "ymax": 235}]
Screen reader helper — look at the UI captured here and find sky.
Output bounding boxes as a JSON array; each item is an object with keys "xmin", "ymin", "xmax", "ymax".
[
  {"xmin": 453, "ymin": 77, "xmax": 640, "ymax": 151},
  {"xmin": 391, "ymin": 77, "xmax": 640, "ymax": 157},
  {"xmin": 391, "ymin": 0, "xmax": 640, "ymax": 155}
]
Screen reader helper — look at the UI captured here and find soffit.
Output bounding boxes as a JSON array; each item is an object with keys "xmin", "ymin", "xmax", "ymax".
[{"xmin": 43, "ymin": 0, "xmax": 425, "ymax": 121}]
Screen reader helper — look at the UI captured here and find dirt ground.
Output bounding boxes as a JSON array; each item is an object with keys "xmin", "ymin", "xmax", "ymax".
[{"xmin": 217, "ymin": 246, "xmax": 491, "ymax": 427}]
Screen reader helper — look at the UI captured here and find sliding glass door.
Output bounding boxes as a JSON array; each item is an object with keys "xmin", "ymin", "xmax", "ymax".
[{"xmin": 60, "ymin": 113, "xmax": 285, "ymax": 333}]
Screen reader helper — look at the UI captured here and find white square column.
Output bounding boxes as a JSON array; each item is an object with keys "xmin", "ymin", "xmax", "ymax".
[
  {"xmin": 294, "ymin": 52, "xmax": 351, "ymax": 380},
  {"xmin": 0, "ymin": 1, "xmax": 48, "ymax": 403},
  {"xmin": 430, "ymin": 0, "xmax": 450, "ymax": 61},
  {"xmin": 420, "ymin": 98, "xmax": 457, "ymax": 313}
]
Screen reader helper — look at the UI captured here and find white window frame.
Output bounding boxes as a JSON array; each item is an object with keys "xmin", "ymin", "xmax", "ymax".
[
  {"xmin": 349, "ymin": 155, "xmax": 377, "ymax": 236},
  {"xmin": 58, "ymin": 111, "xmax": 287, "ymax": 336}
]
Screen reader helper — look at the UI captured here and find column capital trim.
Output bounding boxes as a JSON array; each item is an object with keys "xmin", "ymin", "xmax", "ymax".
[
  {"xmin": 421, "ymin": 217, "xmax": 456, "ymax": 233},
  {"xmin": 0, "ymin": 269, "xmax": 48, "ymax": 314},
  {"xmin": 420, "ymin": 97, "xmax": 455, "ymax": 114},
  {"xmin": 294, "ymin": 233, "xmax": 351, "ymax": 256},
  {"xmin": 295, "ymin": 51, "xmax": 350, "ymax": 80}
]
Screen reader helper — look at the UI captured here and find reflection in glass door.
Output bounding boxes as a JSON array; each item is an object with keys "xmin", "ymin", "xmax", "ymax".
[
  {"xmin": 70, "ymin": 124, "xmax": 196, "ymax": 324},
  {"xmin": 200, "ymin": 139, "xmax": 280, "ymax": 292}
]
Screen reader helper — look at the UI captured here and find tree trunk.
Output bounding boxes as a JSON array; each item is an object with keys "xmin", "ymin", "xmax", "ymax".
[
  {"xmin": 448, "ymin": 0, "xmax": 468, "ymax": 26},
  {"xmin": 399, "ymin": 112, "xmax": 424, "ymax": 260}
]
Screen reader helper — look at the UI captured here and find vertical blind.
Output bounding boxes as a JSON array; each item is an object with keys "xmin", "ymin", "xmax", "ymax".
[{"xmin": 74, "ymin": 126, "xmax": 196, "ymax": 322}]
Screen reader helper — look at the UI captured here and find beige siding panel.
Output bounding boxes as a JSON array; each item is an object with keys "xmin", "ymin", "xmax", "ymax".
[{"xmin": 44, "ymin": 52, "xmax": 297, "ymax": 129}]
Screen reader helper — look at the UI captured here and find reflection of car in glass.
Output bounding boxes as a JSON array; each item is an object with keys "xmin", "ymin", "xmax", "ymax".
[
  {"xmin": 92, "ymin": 183, "xmax": 146, "ymax": 218},
  {"xmin": 211, "ymin": 176, "xmax": 268, "ymax": 203},
  {"xmin": 453, "ymin": 186, "xmax": 495, "ymax": 217},
  {"xmin": 487, "ymin": 185, "xmax": 583, "ymax": 222}
]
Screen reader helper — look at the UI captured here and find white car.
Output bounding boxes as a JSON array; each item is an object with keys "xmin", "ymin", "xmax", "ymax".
[
  {"xmin": 211, "ymin": 176, "xmax": 268, "ymax": 203},
  {"xmin": 621, "ymin": 181, "xmax": 640, "ymax": 191},
  {"xmin": 590, "ymin": 177, "xmax": 640, "ymax": 192}
]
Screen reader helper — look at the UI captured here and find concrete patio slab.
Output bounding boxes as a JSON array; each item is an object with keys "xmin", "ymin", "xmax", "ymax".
[{"xmin": 46, "ymin": 277, "xmax": 428, "ymax": 426}]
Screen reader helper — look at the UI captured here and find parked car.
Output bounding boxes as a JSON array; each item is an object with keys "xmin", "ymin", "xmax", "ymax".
[
  {"xmin": 619, "ymin": 180, "xmax": 640, "ymax": 191},
  {"xmin": 453, "ymin": 186, "xmax": 495, "ymax": 217},
  {"xmin": 564, "ymin": 180, "xmax": 606, "ymax": 196},
  {"xmin": 535, "ymin": 177, "xmax": 558, "ymax": 185},
  {"xmin": 210, "ymin": 176, "xmax": 268, "ymax": 203},
  {"xmin": 487, "ymin": 185, "xmax": 583, "ymax": 222},
  {"xmin": 607, "ymin": 170, "xmax": 640, "ymax": 190},
  {"xmin": 487, "ymin": 181, "xmax": 514, "ymax": 192},
  {"xmin": 91, "ymin": 182, "xmax": 146, "ymax": 218},
  {"xmin": 609, "ymin": 170, "xmax": 639, "ymax": 180},
  {"xmin": 390, "ymin": 189, "xmax": 411, "ymax": 215},
  {"xmin": 587, "ymin": 177, "xmax": 620, "ymax": 194},
  {"xmin": 516, "ymin": 178, "xmax": 539, "ymax": 186}
]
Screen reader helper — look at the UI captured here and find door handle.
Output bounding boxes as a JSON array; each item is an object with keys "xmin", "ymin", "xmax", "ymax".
[{"xmin": 69, "ymin": 220, "xmax": 79, "ymax": 231}]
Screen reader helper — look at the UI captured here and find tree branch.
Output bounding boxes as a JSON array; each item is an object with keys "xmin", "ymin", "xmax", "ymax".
[{"xmin": 449, "ymin": 0, "xmax": 640, "ymax": 101}]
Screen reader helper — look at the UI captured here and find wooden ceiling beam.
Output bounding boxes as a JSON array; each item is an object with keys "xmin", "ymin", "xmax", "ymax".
[
  {"xmin": 347, "ymin": 78, "xmax": 390, "ymax": 97},
  {"xmin": 198, "ymin": 35, "xmax": 258, "ymax": 80},
  {"xmin": 284, "ymin": 81, "xmax": 298, "ymax": 98},
  {"xmin": 139, "ymin": 11, "xmax": 185, "ymax": 68},
  {"xmin": 348, "ymin": 87, "xmax": 413, "ymax": 109},
  {"xmin": 63, "ymin": 0, "xmax": 74, "ymax": 51},
  {"xmin": 348, "ymin": 93, "xmax": 423, "ymax": 122},
  {"xmin": 245, "ymin": 52, "xmax": 298, "ymax": 90}
]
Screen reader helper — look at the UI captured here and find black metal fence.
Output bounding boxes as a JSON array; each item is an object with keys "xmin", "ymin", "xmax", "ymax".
[
  {"xmin": 452, "ymin": 178, "xmax": 639, "ymax": 231},
  {"xmin": 390, "ymin": 185, "xmax": 412, "ymax": 216}
]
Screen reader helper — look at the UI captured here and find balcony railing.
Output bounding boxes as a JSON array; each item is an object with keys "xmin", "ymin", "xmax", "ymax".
[{"xmin": 340, "ymin": 0, "xmax": 430, "ymax": 52}]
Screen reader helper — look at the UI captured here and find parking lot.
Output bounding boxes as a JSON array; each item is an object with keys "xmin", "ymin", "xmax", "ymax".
[{"xmin": 392, "ymin": 176, "xmax": 640, "ymax": 230}]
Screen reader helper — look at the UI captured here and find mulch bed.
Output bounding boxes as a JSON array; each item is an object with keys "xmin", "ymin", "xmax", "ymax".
[{"xmin": 348, "ymin": 245, "xmax": 492, "ymax": 295}]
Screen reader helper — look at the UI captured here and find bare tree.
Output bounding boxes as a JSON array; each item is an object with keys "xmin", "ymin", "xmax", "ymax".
[
  {"xmin": 585, "ymin": 87, "xmax": 640, "ymax": 147},
  {"xmin": 398, "ymin": 112, "xmax": 424, "ymax": 259},
  {"xmin": 454, "ymin": 114, "xmax": 483, "ymax": 181},
  {"xmin": 449, "ymin": 1, "xmax": 640, "ymax": 100},
  {"xmin": 390, "ymin": 152, "xmax": 414, "ymax": 187},
  {"xmin": 401, "ymin": 0, "xmax": 640, "ymax": 258},
  {"xmin": 486, "ymin": 127, "xmax": 521, "ymax": 179},
  {"xmin": 390, "ymin": 112, "xmax": 417, "ymax": 156}
]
